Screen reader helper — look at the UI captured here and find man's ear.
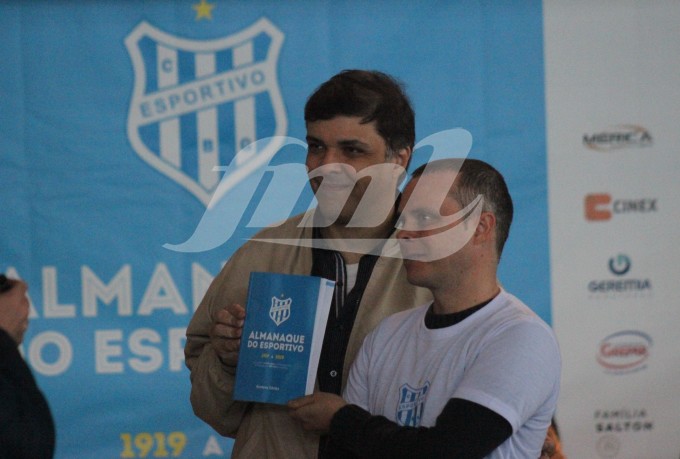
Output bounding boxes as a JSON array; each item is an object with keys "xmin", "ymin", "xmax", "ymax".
[
  {"xmin": 391, "ymin": 147, "xmax": 412, "ymax": 170},
  {"xmin": 474, "ymin": 211, "xmax": 496, "ymax": 244}
]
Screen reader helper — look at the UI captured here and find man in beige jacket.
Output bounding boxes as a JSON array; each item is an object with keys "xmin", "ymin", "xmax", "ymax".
[{"xmin": 184, "ymin": 69, "xmax": 431, "ymax": 458}]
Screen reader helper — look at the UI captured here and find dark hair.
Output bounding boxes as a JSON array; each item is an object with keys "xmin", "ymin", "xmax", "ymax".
[
  {"xmin": 412, "ymin": 158, "xmax": 514, "ymax": 259},
  {"xmin": 304, "ymin": 70, "xmax": 415, "ymax": 155}
]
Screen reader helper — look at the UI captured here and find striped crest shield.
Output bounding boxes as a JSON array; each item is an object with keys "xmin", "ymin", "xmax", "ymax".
[
  {"xmin": 269, "ymin": 295, "xmax": 292, "ymax": 326},
  {"xmin": 396, "ymin": 382, "xmax": 430, "ymax": 427},
  {"xmin": 125, "ymin": 19, "xmax": 287, "ymax": 206}
]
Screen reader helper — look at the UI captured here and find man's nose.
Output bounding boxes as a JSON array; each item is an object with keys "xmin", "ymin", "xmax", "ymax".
[
  {"xmin": 316, "ymin": 147, "xmax": 344, "ymax": 167},
  {"xmin": 396, "ymin": 226, "xmax": 413, "ymax": 240},
  {"xmin": 310, "ymin": 152, "xmax": 350, "ymax": 180}
]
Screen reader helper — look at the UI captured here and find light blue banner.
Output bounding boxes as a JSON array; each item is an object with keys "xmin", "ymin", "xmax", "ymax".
[{"xmin": 0, "ymin": 1, "xmax": 547, "ymax": 457}]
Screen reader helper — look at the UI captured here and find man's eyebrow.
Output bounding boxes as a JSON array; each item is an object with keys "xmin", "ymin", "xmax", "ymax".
[
  {"xmin": 305, "ymin": 136, "xmax": 371, "ymax": 148},
  {"xmin": 305, "ymin": 135, "xmax": 324, "ymax": 144},
  {"xmin": 337, "ymin": 139, "xmax": 370, "ymax": 148}
]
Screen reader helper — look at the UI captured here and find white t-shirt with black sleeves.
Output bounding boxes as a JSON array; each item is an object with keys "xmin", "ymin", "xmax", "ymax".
[{"xmin": 343, "ymin": 289, "xmax": 561, "ymax": 459}]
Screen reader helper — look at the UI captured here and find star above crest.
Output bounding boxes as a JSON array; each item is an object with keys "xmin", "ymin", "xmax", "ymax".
[{"xmin": 193, "ymin": 0, "xmax": 215, "ymax": 21}]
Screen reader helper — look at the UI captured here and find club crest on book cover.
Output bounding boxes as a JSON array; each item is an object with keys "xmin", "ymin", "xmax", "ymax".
[{"xmin": 269, "ymin": 295, "xmax": 292, "ymax": 326}]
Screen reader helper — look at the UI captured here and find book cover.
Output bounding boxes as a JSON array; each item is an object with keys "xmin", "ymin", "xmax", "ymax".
[{"xmin": 233, "ymin": 272, "xmax": 335, "ymax": 405}]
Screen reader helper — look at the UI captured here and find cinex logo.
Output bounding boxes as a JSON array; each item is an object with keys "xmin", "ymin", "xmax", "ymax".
[{"xmin": 585, "ymin": 194, "xmax": 658, "ymax": 221}]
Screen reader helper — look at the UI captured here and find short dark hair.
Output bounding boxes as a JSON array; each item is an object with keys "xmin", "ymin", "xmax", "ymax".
[
  {"xmin": 304, "ymin": 70, "xmax": 415, "ymax": 155},
  {"xmin": 411, "ymin": 158, "xmax": 514, "ymax": 259}
]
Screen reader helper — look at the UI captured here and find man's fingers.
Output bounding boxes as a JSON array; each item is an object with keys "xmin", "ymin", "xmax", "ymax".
[
  {"xmin": 209, "ymin": 304, "xmax": 246, "ymax": 367},
  {"xmin": 214, "ymin": 309, "xmax": 243, "ymax": 327},
  {"xmin": 211, "ymin": 333, "xmax": 241, "ymax": 352},
  {"xmin": 209, "ymin": 322, "xmax": 242, "ymax": 366},
  {"xmin": 211, "ymin": 322, "xmax": 242, "ymax": 340},
  {"xmin": 222, "ymin": 303, "xmax": 246, "ymax": 323},
  {"xmin": 212, "ymin": 338, "xmax": 240, "ymax": 366},
  {"xmin": 287, "ymin": 394, "xmax": 315, "ymax": 409},
  {"xmin": 227, "ymin": 302, "xmax": 246, "ymax": 319}
]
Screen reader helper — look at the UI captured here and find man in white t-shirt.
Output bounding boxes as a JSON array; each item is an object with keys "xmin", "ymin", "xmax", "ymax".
[{"xmin": 289, "ymin": 158, "xmax": 561, "ymax": 458}]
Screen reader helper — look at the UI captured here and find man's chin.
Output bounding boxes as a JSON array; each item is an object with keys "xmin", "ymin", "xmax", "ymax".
[
  {"xmin": 314, "ymin": 208, "xmax": 352, "ymax": 228},
  {"xmin": 314, "ymin": 196, "xmax": 362, "ymax": 226},
  {"xmin": 404, "ymin": 264, "xmax": 429, "ymax": 287}
]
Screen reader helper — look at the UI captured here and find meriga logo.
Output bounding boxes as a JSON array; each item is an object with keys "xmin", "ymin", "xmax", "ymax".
[{"xmin": 583, "ymin": 125, "xmax": 653, "ymax": 151}]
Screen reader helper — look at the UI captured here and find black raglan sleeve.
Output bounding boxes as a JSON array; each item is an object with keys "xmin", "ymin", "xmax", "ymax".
[{"xmin": 325, "ymin": 397, "xmax": 512, "ymax": 459}]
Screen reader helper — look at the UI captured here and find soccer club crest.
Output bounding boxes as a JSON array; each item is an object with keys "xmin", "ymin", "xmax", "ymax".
[
  {"xmin": 269, "ymin": 295, "xmax": 292, "ymax": 326},
  {"xmin": 396, "ymin": 382, "xmax": 430, "ymax": 427},
  {"xmin": 125, "ymin": 19, "xmax": 288, "ymax": 206}
]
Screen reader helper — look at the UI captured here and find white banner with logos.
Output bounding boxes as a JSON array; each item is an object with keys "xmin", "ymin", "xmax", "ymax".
[{"xmin": 545, "ymin": 1, "xmax": 680, "ymax": 458}]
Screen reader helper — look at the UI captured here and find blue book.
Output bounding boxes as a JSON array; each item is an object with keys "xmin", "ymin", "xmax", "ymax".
[{"xmin": 233, "ymin": 272, "xmax": 335, "ymax": 404}]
